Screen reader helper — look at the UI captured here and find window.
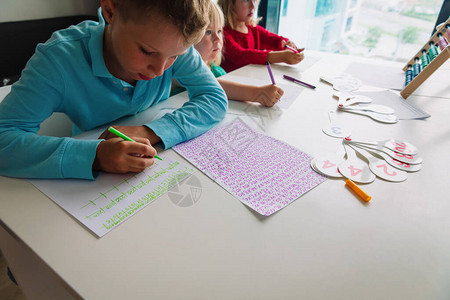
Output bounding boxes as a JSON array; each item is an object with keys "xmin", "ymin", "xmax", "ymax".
[
  {"xmin": 315, "ymin": 0, "xmax": 341, "ymax": 17},
  {"xmin": 345, "ymin": 16, "xmax": 354, "ymax": 33},
  {"xmin": 277, "ymin": 0, "xmax": 444, "ymax": 62}
]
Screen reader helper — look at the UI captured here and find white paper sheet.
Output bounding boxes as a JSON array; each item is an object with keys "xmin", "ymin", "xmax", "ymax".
[
  {"xmin": 345, "ymin": 62, "xmax": 405, "ymax": 90},
  {"xmin": 356, "ymin": 90, "xmax": 430, "ymax": 120},
  {"xmin": 173, "ymin": 118, "xmax": 327, "ymax": 216},
  {"xmin": 220, "ymin": 74, "xmax": 304, "ymax": 109},
  {"xmin": 30, "ymin": 156, "xmax": 195, "ymax": 237}
]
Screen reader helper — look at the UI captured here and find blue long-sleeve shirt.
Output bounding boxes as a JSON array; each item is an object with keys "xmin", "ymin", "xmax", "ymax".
[{"xmin": 0, "ymin": 11, "xmax": 227, "ymax": 179}]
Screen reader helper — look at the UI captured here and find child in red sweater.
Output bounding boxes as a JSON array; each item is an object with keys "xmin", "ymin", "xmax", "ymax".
[
  {"xmin": 195, "ymin": 1, "xmax": 284, "ymax": 107},
  {"xmin": 218, "ymin": 0, "xmax": 304, "ymax": 72},
  {"xmin": 172, "ymin": 1, "xmax": 284, "ymax": 106}
]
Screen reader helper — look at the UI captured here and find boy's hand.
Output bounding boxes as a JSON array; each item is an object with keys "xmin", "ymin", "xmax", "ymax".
[
  {"xmin": 267, "ymin": 50, "xmax": 304, "ymax": 65},
  {"xmin": 253, "ymin": 84, "xmax": 284, "ymax": 107},
  {"xmin": 99, "ymin": 125, "xmax": 161, "ymax": 145},
  {"xmin": 93, "ymin": 137, "xmax": 156, "ymax": 173}
]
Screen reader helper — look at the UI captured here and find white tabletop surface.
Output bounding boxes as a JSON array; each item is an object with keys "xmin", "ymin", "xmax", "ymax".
[{"xmin": 1, "ymin": 51, "xmax": 450, "ymax": 300}]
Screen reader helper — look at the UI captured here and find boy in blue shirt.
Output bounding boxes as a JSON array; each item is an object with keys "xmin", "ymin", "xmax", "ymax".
[{"xmin": 0, "ymin": 0, "xmax": 228, "ymax": 179}]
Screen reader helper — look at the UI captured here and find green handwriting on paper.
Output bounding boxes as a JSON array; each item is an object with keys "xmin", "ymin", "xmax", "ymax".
[
  {"xmin": 30, "ymin": 156, "xmax": 195, "ymax": 237},
  {"xmin": 100, "ymin": 170, "xmax": 192, "ymax": 230},
  {"xmin": 80, "ymin": 161, "xmax": 194, "ymax": 230}
]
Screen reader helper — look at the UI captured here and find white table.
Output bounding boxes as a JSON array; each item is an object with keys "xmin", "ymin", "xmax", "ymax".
[{"xmin": 1, "ymin": 52, "xmax": 450, "ymax": 300}]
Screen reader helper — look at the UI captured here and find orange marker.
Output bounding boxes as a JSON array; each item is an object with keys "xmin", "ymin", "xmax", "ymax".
[{"xmin": 345, "ymin": 179, "xmax": 372, "ymax": 202}]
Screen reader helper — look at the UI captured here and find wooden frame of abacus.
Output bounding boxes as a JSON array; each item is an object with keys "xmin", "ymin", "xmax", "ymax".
[{"xmin": 400, "ymin": 16, "xmax": 450, "ymax": 99}]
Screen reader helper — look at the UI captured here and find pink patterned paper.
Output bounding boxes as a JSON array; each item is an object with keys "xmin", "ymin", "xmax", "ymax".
[{"xmin": 173, "ymin": 118, "xmax": 327, "ymax": 216}]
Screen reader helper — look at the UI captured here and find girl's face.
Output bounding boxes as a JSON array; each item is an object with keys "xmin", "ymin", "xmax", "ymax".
[
  {"xmin": 233, "ymin": 0, "xmax": 257, "ymax": 24},
  {"xmin": 194, "ymin": 24, "xmax": 223, "ymax": 64}
]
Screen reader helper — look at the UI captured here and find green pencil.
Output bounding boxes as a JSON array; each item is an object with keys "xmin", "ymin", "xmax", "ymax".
[{"xmin": 108, "ymin": 127, "xmax": 162, "ymax": 160}]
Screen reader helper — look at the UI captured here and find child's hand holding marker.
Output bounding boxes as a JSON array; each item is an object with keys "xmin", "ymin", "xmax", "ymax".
[
  {"xmin": 93, "ymin": 127, "xmax": 161, "ymax": 174},
  {"xmin": 255, "ymin": 84, "xmax": 284, "ymax": 107},
  {"xmin": 262, "ymin": 62, "xmax": 284, "ymax": 106},
  {"xmin": 285, "ymin": 45, "xmax": 300, "ymax": 53},
  {"xmin": 267, "ymin": 47, "xmax": 304, "ymax": 65},
  {"xmin": 282, "ymin": 40, "xmax": 304, "ymax": 54}
]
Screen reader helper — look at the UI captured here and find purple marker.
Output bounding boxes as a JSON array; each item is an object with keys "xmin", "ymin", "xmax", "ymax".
[
  {"xmin": 283, "ymin": 74, "xmax": 316, "ymax": 89},
  {"xmin": 266, "ymin": 62, "xmax": 276, "ymax": 85}
]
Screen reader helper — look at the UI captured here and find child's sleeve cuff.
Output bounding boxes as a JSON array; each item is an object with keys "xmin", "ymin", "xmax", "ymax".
[
  {"xmin": 145, "ymin": 116, "xmax": 186, "ymax": 150},
  {"xmin": 61, "ymin": 139, "xmax": 102, "ymax": 180}
]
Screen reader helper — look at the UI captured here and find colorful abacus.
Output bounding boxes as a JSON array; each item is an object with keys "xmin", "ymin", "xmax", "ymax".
[{"xmin": 401, "ymin": 17, "xmax": 450, "ymax": 98}]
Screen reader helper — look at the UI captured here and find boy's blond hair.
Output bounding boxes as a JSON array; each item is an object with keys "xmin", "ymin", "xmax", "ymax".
[
  {"xmin": 217, "ymin": 0, "xmax": 261, "ymax": 30},
  {"xmin": 113, "ymin": 0, "xmax": 209, "ymax": 45}
]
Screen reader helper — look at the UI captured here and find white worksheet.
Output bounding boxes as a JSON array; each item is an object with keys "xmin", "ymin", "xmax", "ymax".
[{"xmin": 30, "ymin": 156, "xmax": 195, "ymax": 237}]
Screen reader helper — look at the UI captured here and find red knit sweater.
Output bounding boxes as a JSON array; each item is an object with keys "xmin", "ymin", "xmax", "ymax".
[{"xmin": 221, "ymin": 24, "xmax": 288, "ymax": 72}]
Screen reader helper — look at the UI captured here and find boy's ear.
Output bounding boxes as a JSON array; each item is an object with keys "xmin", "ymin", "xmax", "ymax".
[{"xmin": 101, "ymin": 0, "xmax": 116, "ymax": 24}]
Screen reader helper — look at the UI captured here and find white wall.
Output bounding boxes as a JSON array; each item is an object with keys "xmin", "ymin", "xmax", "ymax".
[{"xmin": 0, "ymin": 0, "xmax": 99, "ymax": 22}]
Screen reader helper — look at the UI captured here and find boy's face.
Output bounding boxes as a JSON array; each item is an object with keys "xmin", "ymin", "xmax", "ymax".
[
  {"xmin": 194, "ymin": 24, "xmax": 223, "ymax": 64},
  {"xmin": 234, "ymin": 0, "xmax": 257, "ymax": 24},
  {"xmin": 104, "ymin": 9, "xmax": 189, "ymax": 83}
]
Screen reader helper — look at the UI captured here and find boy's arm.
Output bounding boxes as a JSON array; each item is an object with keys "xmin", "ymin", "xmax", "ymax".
[
  {"xmin": 144, "ymin": 47, "xmax": 228, "ymax": 149},
  {"xmin": 0, "ymin": 48, "xmax": 100, "ymax": 179}
]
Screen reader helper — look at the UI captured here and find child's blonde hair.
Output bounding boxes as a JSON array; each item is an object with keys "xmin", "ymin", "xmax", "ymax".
[
  {"xmin": 217, "ymin": 0, "xmax": 261, "ymax": 30},
  {"xmin": 113, "ymin": 0, "xmax": 209, "ymax": 45},
  {"xmin": 208, "ymin": 1, "xmax": 225, "ymax": 66}
]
